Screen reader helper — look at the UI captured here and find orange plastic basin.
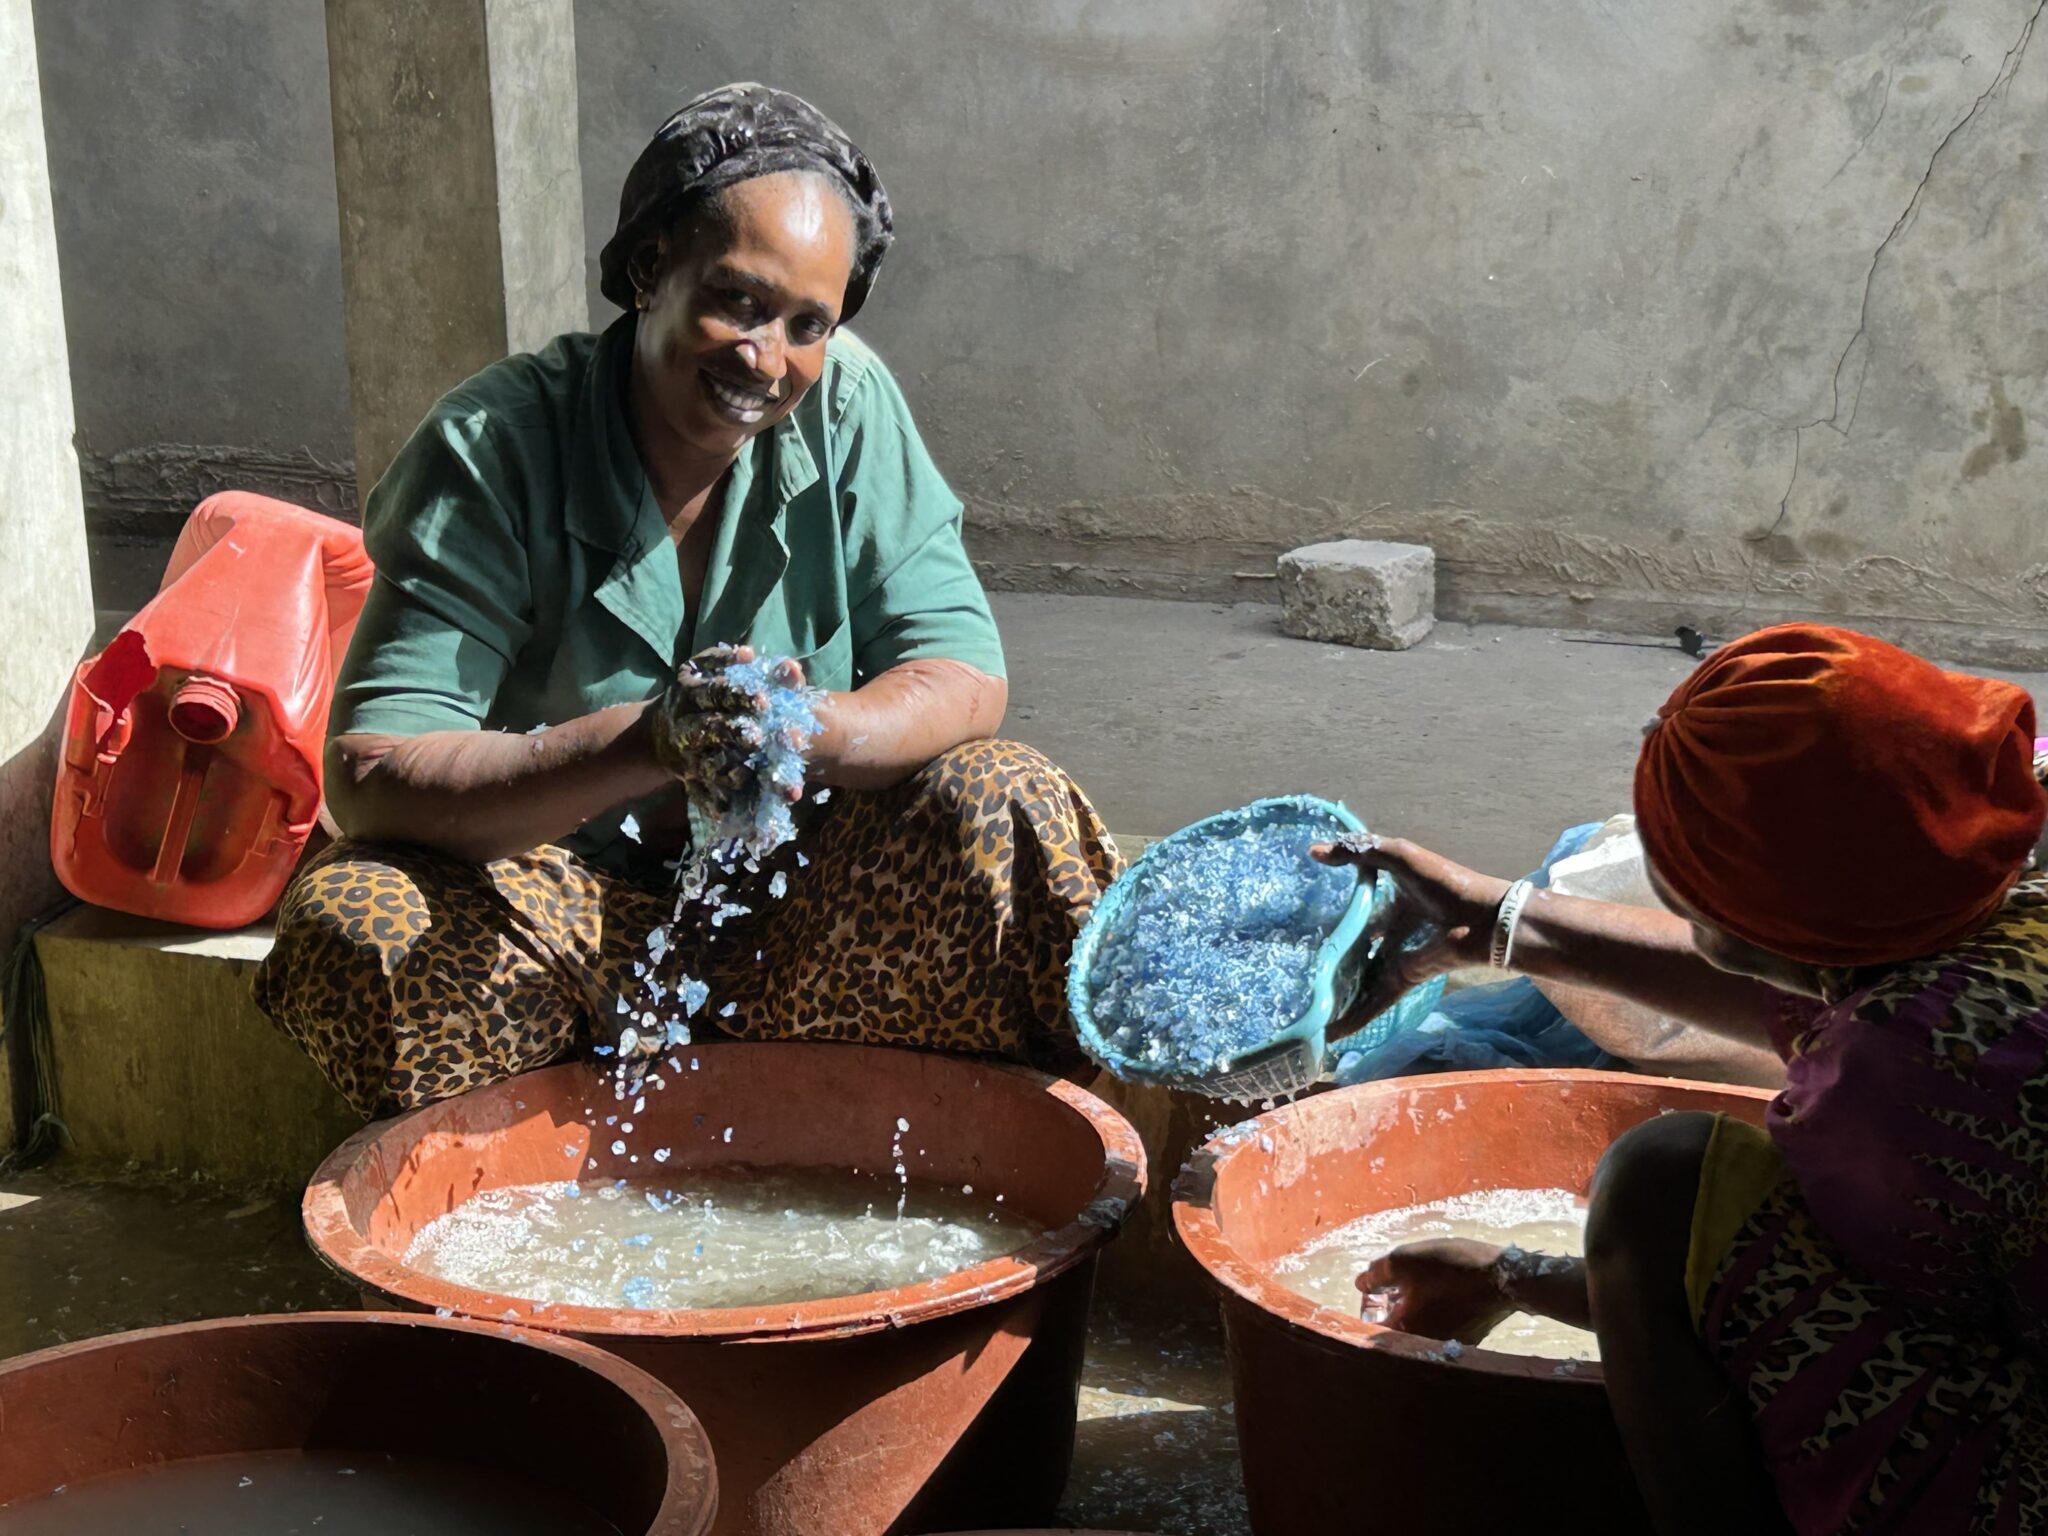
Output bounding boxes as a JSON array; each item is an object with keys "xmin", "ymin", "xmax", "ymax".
[
  {"xmin": 0, "ymin": 1312, "xmax": 715, "ymax": 1533},
  {"xmin": 1172, "ymin": 1068, "xmax": 1774, "ymax": 1535},
  {"xmin": 305, "ymin": 1044, "xmax": 1146, "ymax": 1536}
]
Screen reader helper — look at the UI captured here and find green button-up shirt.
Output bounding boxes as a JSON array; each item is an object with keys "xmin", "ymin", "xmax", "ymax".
[{"xmin": 332, "ymin": 315, "xmax": 1004, "ymax": 877}]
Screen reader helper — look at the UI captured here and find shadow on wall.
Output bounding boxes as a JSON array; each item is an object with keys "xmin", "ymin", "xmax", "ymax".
[
  {"xmin": 29, "ymin": 0, "xmax": 357, "ymax": 617},
  {"xmin": 0, "ymin": 690, "xmax": 74, "ymax": 1152},
  {"xmin": 78, "ymin": 444, "xmax": 360, "ymax": 618}
]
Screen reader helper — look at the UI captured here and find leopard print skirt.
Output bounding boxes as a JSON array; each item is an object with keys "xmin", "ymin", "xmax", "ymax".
[{"xmin": 254, "ymin": 740, "xmax": 1121, "ymax": 1119}]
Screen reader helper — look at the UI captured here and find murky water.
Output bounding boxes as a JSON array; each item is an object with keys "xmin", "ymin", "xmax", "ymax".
[
  {"xmin": 1271, "ymin": 1187, "xmax": 1598, "ymax": 1360},
  {"xmin": 403, "ymin": 1165, "xmax": 1046, "ymax": 1310},
  {"xmin": 0, "ymin": 1448, "xmax": 619, "ymax": 1534}
]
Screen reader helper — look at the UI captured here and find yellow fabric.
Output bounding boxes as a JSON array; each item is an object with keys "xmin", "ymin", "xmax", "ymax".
[{"xmin": 1686, "ymin": 1113, "xmax": 1789, "ymax": 1329}]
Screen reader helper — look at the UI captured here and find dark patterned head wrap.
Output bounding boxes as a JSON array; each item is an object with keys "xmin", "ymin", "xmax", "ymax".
[{"xmin": 599, "ymin": 82, "xmax": 893, "ymax": 322}]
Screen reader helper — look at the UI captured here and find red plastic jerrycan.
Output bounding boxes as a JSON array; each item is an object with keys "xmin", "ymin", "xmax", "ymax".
[{"xmin": 51, "ymin": 492, "xmax": 374, "ymax": 928}]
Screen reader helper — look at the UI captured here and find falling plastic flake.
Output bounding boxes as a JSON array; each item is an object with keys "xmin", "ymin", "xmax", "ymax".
[{"xmin": 610, "ymin": 653, "xmax": 824, "ymax": 1095}]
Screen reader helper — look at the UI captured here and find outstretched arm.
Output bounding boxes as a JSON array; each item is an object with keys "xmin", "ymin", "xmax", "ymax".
[
  {"xmin": 330, "ymin": 647, "xmax": 794, "ymax": 864},
  {"xmin": 1312, "ymin": 836, "xmax": 1784, "ymax": 1051},
  {"xmin": 808, "ymin": 659, "xmax": 1006, "ymax": 791},
  {"xmin": 329, "ymin": 704, "xmax": 669, "ymax": 866}
]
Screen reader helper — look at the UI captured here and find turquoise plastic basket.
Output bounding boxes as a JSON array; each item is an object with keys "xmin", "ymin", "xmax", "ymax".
[{"xmin": 1069, "ymin": 795, "xmax": 1447, "ymax": 1101}]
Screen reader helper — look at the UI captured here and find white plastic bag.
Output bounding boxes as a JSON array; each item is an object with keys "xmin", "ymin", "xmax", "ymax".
[{"xmin": 1532, "ymin": 815, "xmax": 1784, "ymax": 1089}]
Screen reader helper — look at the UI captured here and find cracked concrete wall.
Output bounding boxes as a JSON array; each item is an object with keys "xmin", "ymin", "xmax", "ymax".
[
  {"xmin": 578, "ymin": 0, "xmax": 2048, "ymax": 663},
  {"xmin": 32, "ymin": 0, "xmax": 355, "ymax": 613}
]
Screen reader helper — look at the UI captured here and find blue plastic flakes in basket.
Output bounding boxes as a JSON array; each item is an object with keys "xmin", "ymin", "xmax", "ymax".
[{"xmin": 1068, "ymin": 795, "xmax": 1447, "ymax": 1100}]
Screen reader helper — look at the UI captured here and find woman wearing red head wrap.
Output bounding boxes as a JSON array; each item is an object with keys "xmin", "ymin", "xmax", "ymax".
[{"xmin": 1313, "ymin": 624, "xmax": 2048, "ymax": 1535}]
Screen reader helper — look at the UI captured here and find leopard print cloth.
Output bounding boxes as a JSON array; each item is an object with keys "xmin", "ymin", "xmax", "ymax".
[{"xmin": 254, "ymin": 740, "xmax": 1121, "ymax": 1119}]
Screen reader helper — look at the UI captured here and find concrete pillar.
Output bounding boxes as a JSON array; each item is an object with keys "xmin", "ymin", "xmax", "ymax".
[
  {"xmin": 325, "ymin": 0, "xmax": 587, "ymax": 496},
  {"xmin": 0, "ymin": 0, "xmax": 96, "ymax": 1150}
]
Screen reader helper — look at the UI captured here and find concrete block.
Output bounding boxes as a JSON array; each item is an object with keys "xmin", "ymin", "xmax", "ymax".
[
  {"xmin": 36, "ymin": 907, "xmax": 359, "ymax": 1193},
  {"xmin": 1277, "ymin": 540, "xmax": 1435, "ymax": 651}
]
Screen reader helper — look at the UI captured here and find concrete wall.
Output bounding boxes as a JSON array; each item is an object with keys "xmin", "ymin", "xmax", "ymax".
[
  {"xmin": 1, "ymin": 0, "xmax": 98, "ymax": 1149},
  {"xmin": 327, "ymin": 0, "xmax": 588, "ymax": 494},
  {"xmin": 32, "ymin": 0, "xmax": 354, "ymax": 613},
  {"xmin": 577, "ymin": 0, "xmax": 2048, "ymax": 665}
]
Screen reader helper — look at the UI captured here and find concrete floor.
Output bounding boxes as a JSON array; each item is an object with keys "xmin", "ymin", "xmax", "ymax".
[
  {"xmin": 995, "ymin": 595, "xmax": 1698, "ymax": 876},
  {"xmin": 0, "ymin": 1166, "xmax": 1248, "ymax": 1533},
  {"xmin": 992, "ymin": 593, "xmax": 2048, "ymax": 875}
]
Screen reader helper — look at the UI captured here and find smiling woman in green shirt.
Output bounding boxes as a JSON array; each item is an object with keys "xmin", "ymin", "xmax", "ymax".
[{"xmin": 255, "ymin": 85, "xmax": 1119, "ymax": 1118}]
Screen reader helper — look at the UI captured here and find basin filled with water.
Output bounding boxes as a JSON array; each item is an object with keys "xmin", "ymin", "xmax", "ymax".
[
  {"xmin": 0, "ymin": 1312, "xmax": 715, "ymax": 1534},
  {"xmin": 305, "ymin": 1044, "xmax": 1146, "ymax": 1536},
  {"xmin": 1172, "ymin": 1068, "xmax": 1772, "ymax": 1534}
]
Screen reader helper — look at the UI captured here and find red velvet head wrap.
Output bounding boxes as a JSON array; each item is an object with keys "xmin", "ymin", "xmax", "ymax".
[{"xmin": 1633, "ymin": 624, "xmax": 2044, "ymax": 968}]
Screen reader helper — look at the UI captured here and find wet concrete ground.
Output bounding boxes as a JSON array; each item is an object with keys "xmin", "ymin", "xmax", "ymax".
[{"xmin": 0, "ymin": 1165, "xmax": 1248, "ymax": 1535}]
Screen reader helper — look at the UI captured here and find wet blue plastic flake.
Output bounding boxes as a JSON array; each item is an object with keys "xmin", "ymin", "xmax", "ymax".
[
  {"xmin": 702, "ymin": 657, "xmax": 824, "ymax": 860},
  {"xmin": 1086, "ymin": 815, "xmax": 1359, "ymax": 1075}
]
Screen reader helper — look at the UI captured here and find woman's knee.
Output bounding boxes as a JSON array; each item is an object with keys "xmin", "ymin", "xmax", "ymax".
[
  {"xmin": 909, "ymin": 738, "xmax": 1070, "ymax": 820},
  {"xmin": 1587, "ymin": 1110, "xmax": 1717, "ymax": 1279},
  {"xmin": 272, "ymin": 847, "xmax": 439, "ymax": 964},
  {"xmin": 918, "ymin": 737, "xmax": 1064, "ymax": 786}
]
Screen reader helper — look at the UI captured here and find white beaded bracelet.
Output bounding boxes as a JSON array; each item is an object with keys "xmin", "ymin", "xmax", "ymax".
[{"xmin": 1489, "ymin": 878, "xmax": 1536, "ymax": 970}]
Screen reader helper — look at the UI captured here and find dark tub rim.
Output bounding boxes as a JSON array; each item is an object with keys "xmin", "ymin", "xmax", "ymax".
[
  {"xmin": 304, "ymin": 1047, "xmax": 1148, "ymax": 1344},
  {"xmin": 1171, "ymin": 1066, "xmax": 1776, "ymax": 1386},
  {"xmin": 0, "ymin": 1310, "xmax": 717, "ymax": 1531}
]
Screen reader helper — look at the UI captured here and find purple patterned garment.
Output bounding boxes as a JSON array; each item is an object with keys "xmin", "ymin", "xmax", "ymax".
[{"xmin": 1701, "ymin": 880, "xmax": 2048, "ymax": 1534}]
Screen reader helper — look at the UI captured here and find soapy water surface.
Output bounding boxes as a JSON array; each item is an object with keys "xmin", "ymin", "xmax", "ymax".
[
  {"xmin": 1272, "ymin": 1187, "xmax": 1598, "ymax": 1360},
  {"xmin": 1087, "ymin": 814, "xmax": 1359, "ymax": 1075},
  {"xmin": 403, "ymin": 1165, "xmax": 1046, "ymax": 1310},
  {"xmin": 0, "ymin": 1448, "xmax": 620, "ymax": 1535}
]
